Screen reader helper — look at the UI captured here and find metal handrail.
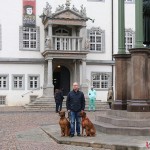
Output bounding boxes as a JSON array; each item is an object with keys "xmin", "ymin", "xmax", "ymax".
[{"xmin": 21, "ymin": 86, "xmax": 43, "ymax": 97}]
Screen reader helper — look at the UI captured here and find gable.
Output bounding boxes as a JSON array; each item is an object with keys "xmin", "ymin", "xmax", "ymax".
[{"xmin": 53, "ymin": 10, "xmax": 84, "ymax": 20}]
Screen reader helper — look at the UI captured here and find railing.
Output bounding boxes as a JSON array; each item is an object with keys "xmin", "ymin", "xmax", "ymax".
[
  {"xmin": 21, "ymin": 86, "xmax": 43, "ymax": 98},
  {"xmin": 52, "ymin": 36, "xmax": 83, "ymax": 51}
]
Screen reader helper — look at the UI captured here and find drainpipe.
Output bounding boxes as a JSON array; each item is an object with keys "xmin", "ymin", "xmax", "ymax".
[{"xmin": 111, "ymin": 0, "xmax": 114, "ymax": 89}]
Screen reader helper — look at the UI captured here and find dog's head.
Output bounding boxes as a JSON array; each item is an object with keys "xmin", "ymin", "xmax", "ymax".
[
  {"xmin": 80, "ymin": 111, "xmax": 86, "ymax": 118},
  {"xmin": 59, "ymin": 110, "xmax": 66, "ymax": 118}
]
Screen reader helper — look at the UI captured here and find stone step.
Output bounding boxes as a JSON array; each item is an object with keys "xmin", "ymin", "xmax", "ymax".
[
  {"xmin": 94, "ymin": 121, "xmax": 150, "ymax": 136},
  {"xmin": 95, "ymin": 113, "xmax": 150, "ymax": 127},
  {"xmin": 107, "ymin": 110, "xmax": 150, "ymax": 119}
]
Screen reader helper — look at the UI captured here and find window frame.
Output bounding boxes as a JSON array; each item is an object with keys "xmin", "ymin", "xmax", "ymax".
[
  {"xmin": 28, "ymin": 74, "xmax": 40, "ymax": 90},
  {"xmin": 0, "ymin": 96, "xmax": 6, "ymax": 105},
  {"xmin": 0, "ymin": 74, "xmax": 9, "ymax": 90},
  {"xmin": 91, "ymin": 72, "xmax": 112, "ymax": 90},
  {"xmin": 88, "ymin": 27, "xmax": 105, "ymax": 53},
  {"xmin": 19, "ymin": 26, "xmax": 40, "ymax": 51},
  {"xmin": 87, "ymin": 0, "xmax": 105, "ymax": 2},
  {"xmin": 124, "ymin": 0, "xmax": 135, "ymax": 4},
  {"xmin": 125, "ymin": 29, "xmax": 135, "ymax": 52},
  {"xmin": 12, "ymin": 74, "xmax": 25, "ymax": 90}
]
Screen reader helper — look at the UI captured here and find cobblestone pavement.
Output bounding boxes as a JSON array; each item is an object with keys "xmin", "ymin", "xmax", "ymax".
[{"xmin": 0, "ymin": 107, "xmax": 107, "ymax": 150}]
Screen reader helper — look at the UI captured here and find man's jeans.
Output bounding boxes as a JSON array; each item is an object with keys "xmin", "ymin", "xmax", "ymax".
[{"xmin": 70, "ymin": 111, "xmax": 81, "ymax": 135}]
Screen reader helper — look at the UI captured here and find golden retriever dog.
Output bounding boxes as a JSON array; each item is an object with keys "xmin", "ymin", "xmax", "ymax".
[
  {"xmin": 59, "ymin": 110, "xmax": 70, "ymax": 136},
  {"xmin": 80, "ymin": 111, "xmax": 96, "ymax": 136}
]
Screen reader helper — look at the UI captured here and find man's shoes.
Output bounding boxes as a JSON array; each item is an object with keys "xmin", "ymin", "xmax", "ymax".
[
  {"xmin": 70, "ymin": 134, "xmax": 74, "ymax": 137},
  {"xmin": 77, "ymin": 133, "xmax": 81, "ymax": 136}
]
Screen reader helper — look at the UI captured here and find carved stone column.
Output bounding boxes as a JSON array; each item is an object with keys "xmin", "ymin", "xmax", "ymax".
[
  {"xmin": 43, "ymin": 58, "xmax": 54, "ymax": 97},
  {"xmin": 81, "ymin": 58, "xmax": 88, "ymax": 98}
]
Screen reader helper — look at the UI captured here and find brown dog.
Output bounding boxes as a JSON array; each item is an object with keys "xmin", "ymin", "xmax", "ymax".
[
  {"xmin": 59, "ymin": 110, "xmax": 70, "ymax": 136},
  {"xmin": 80, "ymin": 111, "xmax": 96, "ymax": 136}
]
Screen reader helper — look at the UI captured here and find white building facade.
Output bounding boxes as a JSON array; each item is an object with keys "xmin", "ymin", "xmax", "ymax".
[{"xmin": 0, "ymin": 0, "xmax": 135, "ymax": 106}]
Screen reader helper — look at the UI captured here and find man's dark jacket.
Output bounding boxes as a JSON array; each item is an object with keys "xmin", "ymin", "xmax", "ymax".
[{"xmin": 66, "ymin": 90, "xmax": 85, "ymax": 112}]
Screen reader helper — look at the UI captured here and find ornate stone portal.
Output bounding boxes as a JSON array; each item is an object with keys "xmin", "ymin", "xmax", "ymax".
[{"xmin": 39, "ymin": 1, "xmax": 94, "ymax": 99}]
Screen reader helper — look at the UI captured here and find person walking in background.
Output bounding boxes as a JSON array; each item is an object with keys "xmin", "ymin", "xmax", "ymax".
[
  {"xmin": 107, "ymin": 87, "xmax": 114, "ymax": 109},
  {"xmin": 66, "ymin": 82, "xmax": 85, "ymax": 137},
  {"xmin": 88, "ymin": 86, "xmax": 96, "ymax": 112},
  {"xmin": 54, "ymin": 89, "xmax": 64, "ymax": 113}
]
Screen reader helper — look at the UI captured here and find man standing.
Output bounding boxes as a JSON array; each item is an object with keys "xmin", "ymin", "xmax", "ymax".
[
  {"xmin": 88, "ymin": 86, "xmax": 96, "ymax": 111},
  {"xmin": 107, "ymin": 87, "xmax": 114, "ymax": 109},
  {"xmin": 66, "ymin": 82, "xmax": 85, "ymax": 137}
]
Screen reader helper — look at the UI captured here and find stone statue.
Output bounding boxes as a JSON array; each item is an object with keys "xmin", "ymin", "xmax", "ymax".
[
  {"xmin": 65, "ymin": 0, "xmax": 71, "ymax": 9},
  {"xmin": 43, "ymin": 2, "xmax": 52, "ymax": 17},
  {"xmin": 72, "ymin": 5, "xmax": 79, "ymax": 13},
  {"xmin": 56, "ymin": 4, "xmax": 65, "ymax": 12},
  {"xmin": 45, "ymin": 36, "xmax": 51, "ymax": 49},
  {"xmin": 80, "ymin": 5, "xmax": 86, "ymax": 17}
]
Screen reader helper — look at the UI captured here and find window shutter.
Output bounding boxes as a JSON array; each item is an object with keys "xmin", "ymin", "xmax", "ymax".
[
  {"xmin": 19, "ymin": 26, "xmax": 23, "ymax": 50},
  {"xmin": 102, "ymin": 30, "xmax": 105, "ymax": 52},
  {"xmin": 36, "ymin": 26, "xmax": 40, "ymax": 51},
  {"xmin": 87, "ymin": 29, "xmax": 90, "ymax": 40}
]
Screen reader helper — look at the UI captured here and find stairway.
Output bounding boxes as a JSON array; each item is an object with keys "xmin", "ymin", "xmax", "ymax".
[
  {"xmin": 24, "ymin": 96, "xmax": 109, "ymax": 111},
  {"xmin": 94, "ymin": 110, "xmax": 150, "ymax": 136}
]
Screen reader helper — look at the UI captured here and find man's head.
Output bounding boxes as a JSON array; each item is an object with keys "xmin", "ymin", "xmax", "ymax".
[
  {"xmin": 73, "ymin": 82, "xmax": 79, "ymax": 91},
  {"xmin": 24, "ymin": 5, "xmax": 33, "ymax": 15},
  {"xmin": 91, "ymin": 86, "xmax": 93, "ymax": 90}
]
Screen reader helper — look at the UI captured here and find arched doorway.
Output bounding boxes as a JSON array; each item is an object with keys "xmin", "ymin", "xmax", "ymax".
[{"xmin": 53, "ymin": 66, "xmax": 70, "ymax": 96}]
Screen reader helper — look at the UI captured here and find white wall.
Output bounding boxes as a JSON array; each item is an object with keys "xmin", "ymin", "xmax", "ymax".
[
  {"xmin": 0, "ymin": 64, "xmax": 44, "ymax": 106},
  {"xmin": 0, "ymin": 0, "xmax": 136, "ymax": 105}
]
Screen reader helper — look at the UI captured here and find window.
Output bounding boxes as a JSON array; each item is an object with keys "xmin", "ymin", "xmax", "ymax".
[
  {"xmin": 12, "ymin": 75, "xmax": 25, "ymax": 90},
  {"xmin": 0, "ymin": 75, "xmax": 9, "ymax": 90},
  {"xmin": 19, "ymin": 26, "xmax": 40, "ymax": 51},
  {"xmin": 125, "ymin": 29, "xmax": 134, "ymax": 52},
  {"xmin": 87, "ymin": 0, "xmax": 105, "ymax": 2},
  {"xmin": 0, "ymin": 96, "xmax": 6, "ymax": 105},
  {"xmin": 0, "ymin": 25, "xmax": 1, "ymax": 50},
  {"xmin": 125, "ymin": 0, "xmax": 134, "ymax": 3},
  {"xmin": 92, "ymin": 72, "xmax": 112, "ymax": 89},
  {"xmin": 88, "ymin": 27, "xmax": 105, "ymax": 52},
  {"xmin": 28, "ymin": 75, "xmax": 40, "ymax": 90}
]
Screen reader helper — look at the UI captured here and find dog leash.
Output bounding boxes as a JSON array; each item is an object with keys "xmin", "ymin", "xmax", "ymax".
[{"xmin": 67, "ymin": 111, "xmax": 70, "ymax": 121}]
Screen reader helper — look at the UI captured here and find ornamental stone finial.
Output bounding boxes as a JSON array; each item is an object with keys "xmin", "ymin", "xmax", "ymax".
[{"xmin": 65, "ymin": 0, "xmax": 71, "ymax": 9}]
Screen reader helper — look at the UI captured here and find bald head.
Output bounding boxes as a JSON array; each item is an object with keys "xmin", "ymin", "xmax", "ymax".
[{"xmin": 73, "ymin": 82, "xmax": 79, "ymax": 91}]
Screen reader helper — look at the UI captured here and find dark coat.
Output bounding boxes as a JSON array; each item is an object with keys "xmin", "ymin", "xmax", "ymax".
[
  {"xmin": 54, "ymin": 91, "xmax": 64, "ymax": 103},
  {"xmin": 66, "ymin": 90, "xmax": 85, "ymax": 112}
]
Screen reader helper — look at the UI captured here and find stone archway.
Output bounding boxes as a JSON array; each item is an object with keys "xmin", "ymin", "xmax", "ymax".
[{"xmin": 53, "ymin": 66, "xmax": 70, "ymax": 96}]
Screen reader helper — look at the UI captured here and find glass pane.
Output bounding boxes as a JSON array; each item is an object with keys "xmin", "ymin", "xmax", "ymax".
[
  {"xmin": 96, "ymin": 36, "xmax": 101, "ymax": 42},
  {"xmin": 30, "ymin": 41, "xmax": 36, "ymax": 48},
  {"xmin": 31, "ymin": 33, "xmax": 36, "ymax": 40},
  {"xmin": 23, "ymin": 41, "xmax": 29, "ymax": 48},
  {"xmin": 90, "ymin": 44, "xmax": 95, "ymax": 50},
  {"xmin": 96, "ymin": 44, "xmax": 101, "ymax": 51},
  {"xmin": 93, "ymin": 81, "xmax": 100, "ymax": 88},
  {"xmin": 90, "ymin": 36, "xmax": 95, "ymax": 42}
]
